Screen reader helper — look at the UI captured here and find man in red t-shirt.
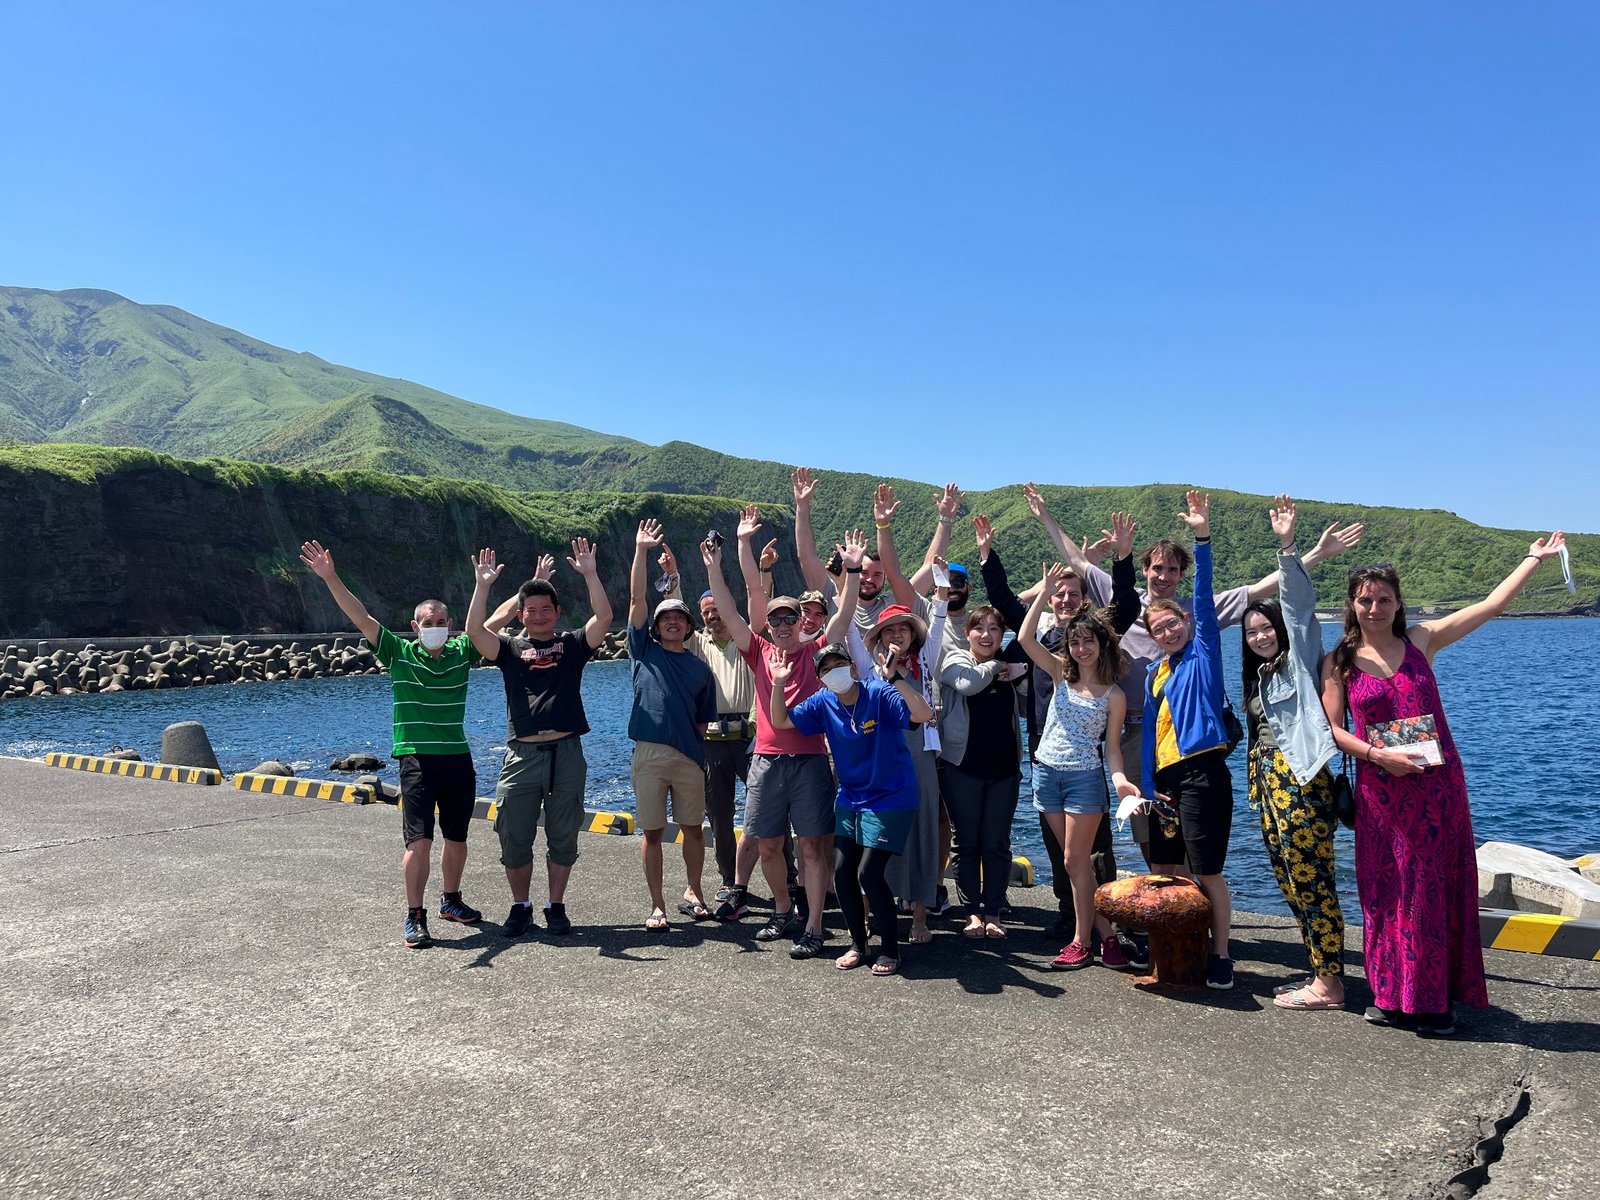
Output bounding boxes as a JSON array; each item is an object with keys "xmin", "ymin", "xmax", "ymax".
[{"xmin": 701, "ymin": 529, "xmax": 865, "ymax": 960}]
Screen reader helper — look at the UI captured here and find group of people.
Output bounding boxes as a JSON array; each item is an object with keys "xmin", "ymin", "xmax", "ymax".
[{"xmin": 299, "ymin": 470, "xmax": 1567, "ymax": 1033}]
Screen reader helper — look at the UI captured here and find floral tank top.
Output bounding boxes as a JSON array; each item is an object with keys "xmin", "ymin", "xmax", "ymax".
[{"xmin": 1036, "ymin": 681, "xmax": 1110, "ymax": 771}]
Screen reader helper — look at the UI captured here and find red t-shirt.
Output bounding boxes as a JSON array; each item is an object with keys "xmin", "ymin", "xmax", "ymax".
[{"xmin": 743, "ymin": 631, "xmax": 829, "ymax": 756}]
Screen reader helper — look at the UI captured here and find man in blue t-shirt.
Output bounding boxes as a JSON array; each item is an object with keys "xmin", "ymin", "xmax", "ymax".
[
  {"xmin": 628, "ymin": 520, "xmax": 719, "ymax": 931},
  {"xmin": 770, "ymin": 641, "xmax": 932, "ymax": 977}
]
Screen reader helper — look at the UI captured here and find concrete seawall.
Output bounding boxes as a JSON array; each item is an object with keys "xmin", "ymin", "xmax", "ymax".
[{"xmin": 1, "ymin": 757, "xmax": 1596, "ymax": 1199}]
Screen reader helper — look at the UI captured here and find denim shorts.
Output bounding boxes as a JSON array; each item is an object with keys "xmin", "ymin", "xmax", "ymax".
[{"xmin": 1031, "ymin": 762, "xmax": 1108, "ymax": 815}]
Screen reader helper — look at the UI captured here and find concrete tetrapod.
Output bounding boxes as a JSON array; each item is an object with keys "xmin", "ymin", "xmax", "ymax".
[
  {"xmin": 1095, "ymin": 874, "xmax": 1213, "ymax": 988},
  {"xmin": 160, "ymin": 721, "xmax": 221, "ymax": 772}
]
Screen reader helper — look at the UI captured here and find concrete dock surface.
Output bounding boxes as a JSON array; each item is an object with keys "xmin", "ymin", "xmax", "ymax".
[{"xmin": 2, "ymin": 757, "xmax": 1596, "ymax": 1200}]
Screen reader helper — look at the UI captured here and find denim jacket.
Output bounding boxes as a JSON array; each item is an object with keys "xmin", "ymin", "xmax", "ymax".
[{"xmin": 1254, "ymin": 548, "xmax": 1338, "ymax": 786}]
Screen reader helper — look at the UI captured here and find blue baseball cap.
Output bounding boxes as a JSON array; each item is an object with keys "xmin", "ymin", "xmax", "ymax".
[{"xmin": 947, "ymin": 562, "xmax": 969, "ymax": 580}]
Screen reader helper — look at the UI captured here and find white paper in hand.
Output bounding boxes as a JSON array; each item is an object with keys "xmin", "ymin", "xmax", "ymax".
[
  {"xmin": 1114, "ymin": 793, "xmax": 1147, "ymax": 824},
  {"xmin": 931, "ymin": 562, "xmax": 951, "ymax": 589},
  {"xmin": 1559, "ymin": 543, "xmax": 1577, "ymax": 594}
]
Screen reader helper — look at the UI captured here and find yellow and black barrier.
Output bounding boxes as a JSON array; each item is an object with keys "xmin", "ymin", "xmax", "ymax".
[
  {"xmin": 1479, "ymin": 908, "xmax": 1600, "ymax": 961},
  {"xmin": 45, "ymin": 752, "xmax": 221, "ymax": 786},
  {"xmin": 466, "ymin": 797, "xmax": 633, "ymax": 835},
  {"xmin": 234, "ymin": 772, "xmax": 373, "ymax": 805}
]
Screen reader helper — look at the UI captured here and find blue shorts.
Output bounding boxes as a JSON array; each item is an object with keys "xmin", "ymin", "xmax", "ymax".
[
  {"xmin": 1031, "ymin": 762, "xmax": 1108, "ymax": 815},
  {"xmin": 836, "ymin": 807, "xmax": 915, "ymax": 855}
]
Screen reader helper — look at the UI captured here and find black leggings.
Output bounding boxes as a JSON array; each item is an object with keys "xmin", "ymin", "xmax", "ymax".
[{"xmin": 834, "ymin": 837, "xmax": 900, "ymax": 958}]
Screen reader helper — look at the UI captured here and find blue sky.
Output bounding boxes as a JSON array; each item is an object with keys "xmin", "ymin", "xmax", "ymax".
[{"xmin": 3, "ymin": 2, "xmax": 1596, "ymax": 532}]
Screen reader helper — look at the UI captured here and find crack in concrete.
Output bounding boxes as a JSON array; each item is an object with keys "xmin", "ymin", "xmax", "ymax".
[
  {"xmin": 3, "ymin": 806, "xmax": 333, "ymax": 853},
  {"xmin": 1444, "ymin": 1078, "xmax": 1533, "ymax": 1199}
]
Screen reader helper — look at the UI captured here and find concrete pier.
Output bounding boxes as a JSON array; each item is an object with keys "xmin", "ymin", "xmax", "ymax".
[{"xmin": 1, "ymin": 757, "xmax": 1596, "ymax": 1199}]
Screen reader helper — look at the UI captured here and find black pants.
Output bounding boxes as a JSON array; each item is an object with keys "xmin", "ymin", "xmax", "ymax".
[
  {"xmin": 835, "ymin": 837, "xmax": 899, "ymax": 958},
  {"xmin": 702, "ymin": 737, "xmax": 751, "ymax": 886},
  {"xmin": 1039, "ymin": 810, "xmax": 1116, "ymax": 916},
  {"xmin": 941, "ymin": 763, "xmax": 1020, "ymax": 916}
]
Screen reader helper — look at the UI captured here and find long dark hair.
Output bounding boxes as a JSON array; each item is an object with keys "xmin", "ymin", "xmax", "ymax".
[
  {"xmin": 1240, "ymin": 599, "xmax": 1289, "ymax": 703},
  {"xmin": 1330, "ymin": 565, "xmax": 1408, "ymax": 683},
  {"xmin": 1059, "ymin": 608, "xmax": 1129, "ymax": 686}
]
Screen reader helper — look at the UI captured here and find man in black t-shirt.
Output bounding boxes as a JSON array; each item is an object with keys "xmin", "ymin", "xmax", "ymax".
[{"xmin": 467, "ymin": 541, "xmax": 613, "ymax": 938}]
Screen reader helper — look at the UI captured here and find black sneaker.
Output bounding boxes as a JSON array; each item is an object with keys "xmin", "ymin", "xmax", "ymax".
[
  {"xmin": 544, "ymin": 902, "xmax": 572, "ymax": 936},
  {"xmin": 502, "ymin": 903, "xmax": 534, "ymax": 939},
  {"xmin": 715, "ymin": 886, "xmax": 750, "ymax": 922},
  {"xmin": 931, "ymin": 885, "xmax": 951, "ymax": 916},
  {"xmin": 404, "ymin": 907, "xmax": 432, "ymax": 949},
  {"xmin": 755, "ymin": 909, "xmax": 797, "ymax": 941},
  {"xmin": 789, "ymin": 929, "xmax": 825, "ymax": 959},
  {"xmin": 439, "ymin": 892, "xmax": 482, "ymax": 924},
  {"xmin": 1206, "ymin": 955, "xmax": 1235, "ymax": 991},
  {"xmin": 714, "ymin": 884, "xmax": 734, "ymax": 903},
  {"xmin": 1415, "ymin": 1009, "xmax": 1457, "ymax": 1038},
  {"xmin": 1123, "ymin": 933, "xmax": 1150, "ymax": 970}
]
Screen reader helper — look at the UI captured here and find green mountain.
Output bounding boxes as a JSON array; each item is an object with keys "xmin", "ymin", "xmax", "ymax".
[{"xmin": 1, "ymin": 286, "xmax": 1593, "ymax": 628}]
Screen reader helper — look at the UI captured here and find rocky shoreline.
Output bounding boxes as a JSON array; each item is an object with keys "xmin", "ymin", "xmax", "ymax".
[{"xmin": 0, "ymin": 630, "xmax": 629, "ymax": 700}]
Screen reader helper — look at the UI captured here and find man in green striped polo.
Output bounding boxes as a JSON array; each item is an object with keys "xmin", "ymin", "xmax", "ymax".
[{"xmin": 301, "ymin": 540, "xmax": 496, "ymax": 950}]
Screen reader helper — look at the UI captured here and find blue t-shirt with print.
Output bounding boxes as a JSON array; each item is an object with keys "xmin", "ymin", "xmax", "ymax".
[
  {"xmin": 627, "ymin": 625, "xmax": 718, "ymax": 765},
  {"xmin": 789, "ymin": 679, "xmax": 918, "ymax": 813}
]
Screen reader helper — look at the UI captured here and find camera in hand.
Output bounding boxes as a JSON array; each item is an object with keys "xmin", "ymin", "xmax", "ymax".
[{"xmin": 706, "ymin": 530, "xmax": 724, "ymax": 549}]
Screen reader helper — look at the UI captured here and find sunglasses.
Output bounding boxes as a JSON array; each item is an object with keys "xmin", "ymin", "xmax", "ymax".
[{"xmin": 768, "ymin": 613, "xmax": 800, "ymax": 627}]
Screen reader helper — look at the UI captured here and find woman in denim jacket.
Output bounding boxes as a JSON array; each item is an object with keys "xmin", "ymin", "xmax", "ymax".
[{"xmin": 1242, "ymin": 498, "xmax": 1364, "ymax": 1012}]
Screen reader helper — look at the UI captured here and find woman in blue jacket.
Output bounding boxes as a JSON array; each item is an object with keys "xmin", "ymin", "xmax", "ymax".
[
  {"xmin": 1243, "ymin": 498, "xmax": 1363, "ymax": 1012},
  {"xmin": 1139, "ymin": 491, "xmax": 1237, "ymax": 991}
]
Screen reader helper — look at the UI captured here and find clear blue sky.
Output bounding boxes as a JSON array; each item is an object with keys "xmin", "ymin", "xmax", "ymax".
[{"xmin": 4, "ymin": 3, "xmax": 1596, "ymax": 532}]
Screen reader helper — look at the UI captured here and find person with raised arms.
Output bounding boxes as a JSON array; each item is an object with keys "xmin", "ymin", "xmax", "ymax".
[
  {"xmin": 1321, "ymin": 529, "xmax": 1566, "ymax": 1036},
  {"xmin": 465, "ymin": 539, "xmax": 612, "ymax": 939},
  {"xmin": 702, "ymin": 527, "xmax": 866, "ymax": 960},
  {"xmin": 1024, "ymin": 482, "xmax": 1362, "ymax": 867},
  {"xmin": 973, "ymin": 511, "xmax": 1140, "ymax": 937},
  {"xmin": 769, "ymin": 639, "xmax": 934, "ymax": 976},
  {"xmin": 299, "ymin": 539, "xmax": 515, "ymax": 950},
  {"xmin": 1015, "ymin": 561, "xmax": 1138, "ymax": 970},
  {"xmin": 627, "ymin": 519, "xmax": 719, "ymax": 932}
]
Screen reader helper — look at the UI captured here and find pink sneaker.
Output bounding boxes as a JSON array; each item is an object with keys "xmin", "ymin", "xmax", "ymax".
[
  {"xmin": 1051, "ymin": 941, "xmax": 1092, "ymax": 970},
  {"xmin": 1100, "ymin": 935, "xmax": 1130, "ymax": 969}
]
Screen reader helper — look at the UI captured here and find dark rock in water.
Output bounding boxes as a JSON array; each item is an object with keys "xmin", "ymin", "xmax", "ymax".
[
  {"xmin": 161, "ymin": 721, "xmax": 221, "ymax": 772},
  {"xmin": 248, "ymin": 760, "xmax": 295, "ymax": 777},
  {"xmin": 104, "ymin": 748, "xmax": 142, "ymax": 761},
  {"xmin": 331, "ymin": 753, "xmax": 385, "ymax": 772}
]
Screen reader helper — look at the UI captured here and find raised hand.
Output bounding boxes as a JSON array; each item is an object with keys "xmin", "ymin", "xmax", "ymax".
[
  {"xmin": 1528, "ymin": 531, "xmax": 1567, "ymax": 561},
  {"xmin": 533, "ymin": 553, "xmax": 557, "ymax": 582},
  {"xmin": 1041, "ymin": 560, "xmax": 1068, "ymax": 596},
  {"xmin": 972, "ymin": 514, "xmax": 993, "ymax": 561},
  {"xmin": 1023, "ymin": 482, "xmax": 1049, "ymax": 522},
  {"xmin": 299, "ymin": 540, "xmax": 336, "ymax": 580},
  {"xmin": 769, "ymin": 652, "xmax": 795, "ymax": 688},
  {"xmin": 791, "ymin": 466, "xmax": 816, "ymax": 507},
  {"xmin": 937, "ymin": 482, "xmax": 963, "ymax": 521},
  {"xmin": 657, "ymin": 545, "xmax": 678, "ymax": 576},
  {"xmin": 758, "ymin": 539, "xmax": 779, "ymax": 571},
  {"xmin": 1109, "ymin": 511, "xmax": 1136, "ymax": 559},
  {"xmin": 1177, "ymin": 490, "xmax": 1211, "ymax": 539},
  {"xmin": 636, "ymin": 518, "xmax": 665, "ymax": 548},
  {"xmin": 874, "ymin": 483, "xmax": 901, "ymax": 525},
  {"xmin": 838, "ymin": 528, "xmax": 869, "ymax": 571},
  {"xmin": 1312, "ymin": 520, "xmax": 1365, "ymax": 561},
  {"xmin": 1269, "ymin": 494, "xmax": 1297, "ymax": 548},
  {"xmin": 472, "ymin": 548, "xmax": 505, "ymax": 588},
  {"xmin": 1080, "ymin": 531, "xmax": 1115, "ymax": 562},
  {"xmin": 567, "ymin": 538, "xmax": 598, "ymax": 576},
  {"xmin": 736, "ymin": 505, "xmax": 763, "ymax": 542}
]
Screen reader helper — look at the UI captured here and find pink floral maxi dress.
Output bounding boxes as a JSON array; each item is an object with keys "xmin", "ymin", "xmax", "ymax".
[{"xmin": 1347, "ymin": 640, "xmax": 1488, "ymax": 1013}]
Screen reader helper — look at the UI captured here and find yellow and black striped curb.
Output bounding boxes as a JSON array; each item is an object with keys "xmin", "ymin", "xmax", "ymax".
[
  {"xmin": 1480, "ymin": 908, "xmax": 1600, "ymax": 961},
  {"xmin": 467, "ymin": 797, "xmax": 634, "ymax": 835},
  {"xmin": 44, "ymin": 752, "xmax": 221, "ymax": 786},
  {"xmin": 234, "ymin": 772, "xmax": 374, "ymax": 805}
]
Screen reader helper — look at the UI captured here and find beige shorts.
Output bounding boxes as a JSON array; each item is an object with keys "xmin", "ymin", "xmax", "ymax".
[{"xmin": 631, "ymin": 742, "xmax": 707, "ymax": 832}]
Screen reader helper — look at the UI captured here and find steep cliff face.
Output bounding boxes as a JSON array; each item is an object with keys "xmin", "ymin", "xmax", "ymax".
[{"xmin": 0, "ymin": 450, "xmax": 788, "ymax": 638}]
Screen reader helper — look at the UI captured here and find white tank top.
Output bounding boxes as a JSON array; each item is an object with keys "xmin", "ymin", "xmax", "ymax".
[{"xmin": 1036, "ymin": 681, "xmax": 1110, "ymax": 771}]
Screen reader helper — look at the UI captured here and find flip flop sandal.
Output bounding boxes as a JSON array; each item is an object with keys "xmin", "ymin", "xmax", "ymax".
[
  {"xmin": 645, "ymin": 912, "xmax": 670, "ymax": 932},
  {"xmin": 1273, "ymin": 976, "xmax": 1314, "ymax": 996},
  {"xmin": 1274, "ymin": 987, "xmax": 1343, "ymax": 1011},
  {"xmin": 871, "ymin": 956, "xmax": 900, "ymax": 977},
  {"xmin": 835, "ymin": 947, "xmax": 869, "ymax": 971},
  {"xmin": 676, "ymin": 901, "xmax": 716, "ymax": 921}
]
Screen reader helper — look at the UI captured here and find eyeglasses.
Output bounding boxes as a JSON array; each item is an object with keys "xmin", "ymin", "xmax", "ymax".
[
  {"xmin": 1148, "ymin": 620, "xmax": 1186, "ymax": 637},
  {"xmin": 768, "ymin": 613, "xmax": 800, "ymax": 627}
]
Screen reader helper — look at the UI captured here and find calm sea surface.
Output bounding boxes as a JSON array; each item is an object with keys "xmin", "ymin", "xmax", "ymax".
[{"xmin": 4, "ymin": 618, "xmax": 1595, "ymax": 917}]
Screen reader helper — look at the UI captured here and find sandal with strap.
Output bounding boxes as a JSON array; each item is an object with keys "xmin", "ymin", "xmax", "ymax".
[
  {"xmin": 871, "ymin": 955, "xmax": 900, "ymax": 977},
  {"xmin": 835, "ymin": 946, "xmax": 869, "ymax": 971}
]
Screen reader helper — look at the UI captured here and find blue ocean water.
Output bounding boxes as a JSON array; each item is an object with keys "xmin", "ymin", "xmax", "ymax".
[{"xmin": 3, "ymin": 619, "xmax": 1596, "ymax": 917}]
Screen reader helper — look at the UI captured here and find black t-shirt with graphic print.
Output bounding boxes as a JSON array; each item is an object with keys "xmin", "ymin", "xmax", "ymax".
[{"xmin": 493, "ymin": 631, "xmax": 595, "ymax": 740}]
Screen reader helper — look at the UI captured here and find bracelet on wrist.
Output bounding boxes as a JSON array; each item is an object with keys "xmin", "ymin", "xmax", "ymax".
[
  {"xmin": 845, "ymin": 566, "xmax": 863, "ymax": 574},
  {"xmin": 875, "ymin": 522, "xmax": 891, "ymax": 530},
  {"xmin": 1194, "ymin": 535, "xmax": 1211, "ymax": 544},
  {"xmin": 937, "ymin": 516, "xmax": 954, "ymax": 526},
  {"xmin": 759, "ymin": 567, "xmax": 773, "ymax": 573},
  {"xmin": 1523, "ymin": 554, "xmax": 1540, "ymax": 562},
  {"xmin": 1365, "ymin": 745, "xmax": 1374, "ymax": 762}
]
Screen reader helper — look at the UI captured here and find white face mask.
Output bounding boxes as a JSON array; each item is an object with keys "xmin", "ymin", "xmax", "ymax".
[
  {"xmin": 821, "ymin": 666, "xmax": 855, "ymax": 694},
  {"xmin": 417, "ymin": 626, "xmax": 450, "ymax": 651}
]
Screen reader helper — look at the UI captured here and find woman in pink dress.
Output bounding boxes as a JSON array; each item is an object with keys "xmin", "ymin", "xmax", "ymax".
[{"xmin": 1320, "ymin": 533, "xmax": 1566, "ymax": 1036}]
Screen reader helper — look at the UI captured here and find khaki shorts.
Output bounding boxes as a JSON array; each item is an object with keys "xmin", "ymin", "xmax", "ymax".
[{"xmin": 631, "ymin": 742, "xmax": 707, "ymax": 831}]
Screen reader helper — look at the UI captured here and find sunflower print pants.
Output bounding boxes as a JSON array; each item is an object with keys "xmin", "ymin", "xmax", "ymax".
[{"xmin": 1248, "ymin": 744, "xmax": 1344, "ymax": 977}]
